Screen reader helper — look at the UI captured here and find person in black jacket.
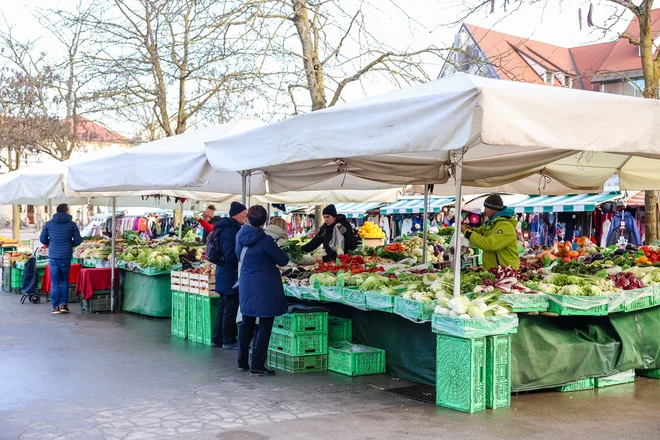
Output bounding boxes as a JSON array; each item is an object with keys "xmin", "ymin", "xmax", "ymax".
[
  {"xmin": 39, "ymin": 204, "xmax": 82, "ymax": 314},
  {"xmin": 301, "ymin": 204, "xmax": 357, "ymax": 262},
  {"xmin": 211, "ymin": 202, "xmax": 247, "ymax": 349}
]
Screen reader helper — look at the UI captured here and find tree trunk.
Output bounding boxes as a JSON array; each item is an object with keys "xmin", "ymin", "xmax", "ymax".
[
  {"xmin": 292, "ymin": 0, "xmax": 326, "ymax": 110},
  {"xmin": 12, "ymin": 205, "xmax": 20, "ymax": 241},
  {"xmin": 644, "ymin": 191, "xmax": 658, "ymax": 244}
]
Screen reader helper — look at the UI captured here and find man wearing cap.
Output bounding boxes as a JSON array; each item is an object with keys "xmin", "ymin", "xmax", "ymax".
[
  {"xmin": 211, "ymin": 201, "xmax": 248, "ymax": 349},
  {"xmin": 461, "ymin": 194, "xmax": 519, "ymax": 270}
]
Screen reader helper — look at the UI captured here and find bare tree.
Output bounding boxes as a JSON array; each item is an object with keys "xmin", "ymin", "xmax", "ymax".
[
  {"xmin": 82, "ymin": 0, "xmax": 262, "ymax": 137},
  {"xmin": 244, "ymin": 0, "xmax": 446, "ymax": 115},
  {"xmin": 448, "ymin": 0, "xmax": 660, "ymax": 242}
]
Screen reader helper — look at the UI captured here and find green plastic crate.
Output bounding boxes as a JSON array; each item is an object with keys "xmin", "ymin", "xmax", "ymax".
[
  {"xmin": 267, "ymin": 350, "xmax": 328, "ymax": 373},
  {"xmin": 635, "ymin": 368, "xmax": 660, "ymax": 379},
  {"xmin": 319, "ymin": 286, "xmax": 343, "ymax": 303},
  {"xmin": 486, "ymin": 335, "xmax": 511, "ymax": 409},
  {"xmin": 81, "ymin": 293, "xmax": 112, "ymax": 313},
  {"xmin": 555, "ymin": 378, "xmax": 595, "ymax": 392},
  {"xmin": 623, "ymin": 288, "xmax": 655, "ymax": 312},
  {"xmin": 594, "ymin": 370, "xmax": 635, "ymax": 388},
  {"xmin": 67, "ymin": 286, "xmax": 79, "ymax": 303},
  {"xmin": 328, "ymin": 317, "xmax": 352, "ymax": 343},
  {"xmin": 274, "ymin": 312, "xmax": 328, "ymax": 333},
  {"xmin": 655, "ymin": 285, "xmax": 660, "ymax": 306},
  {"xmin": 500, "ymin": 293, "xmax": 548, "ymax": 313},
  {"xmin": 269, "ymin": 329, "xmax": 328, "ymax": 356},
  {"xmin": 394, "ymin": 297, "xmax": 436, "ymax": 322},
  {"xmin": 364, "ymin": 291, "xmax": 395, "ymax": 313},
  {"xmin": 432, "ymin": 314, "xmax": 518, "ymax": 338},
  {"xmin": 436, "ymin": 334, "xmax": 486, "ymax": 413},
  {"xmin": 547, "ymin": 294, "xmax": 609, "ymax": 316},
  {"xmin": 328, "ymin": 342, "xmax": 385, "ymax": 376},
  {"xmin": 342, "ymin": 288, "xmax": 367, "ymax": 310},
  {"xmin": 171, "ymin": 291, "xmax": 188, "ymax": 339},
  {"xmin": 187, "ymin": 294, "xmax": 219, "ymax": 345}
]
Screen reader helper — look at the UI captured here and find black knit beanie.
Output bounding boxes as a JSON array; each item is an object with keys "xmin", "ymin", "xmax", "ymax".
[
  {"xmin": 483, "ymin": 194, "xmax": 504, "ymax": 211},
  {"xmin": 229, "ymin": 201, "xmax": 247, "ymax": 217},
  {"xmin": 322, "ymin": 204, "xmax": 338, "ymax": 217}
]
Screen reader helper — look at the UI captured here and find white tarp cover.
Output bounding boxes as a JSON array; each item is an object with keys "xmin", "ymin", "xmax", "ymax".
[{"xmin": 205, "ymin": 73, "xmax": 660, "ymax": 192}]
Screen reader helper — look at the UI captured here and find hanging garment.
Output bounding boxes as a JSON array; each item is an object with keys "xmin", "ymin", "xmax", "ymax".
[
  {"xmin": 379, "ymin": 216, "xmax": 391, "ymax": 242},
  {"xmin": 401, "ymin": 218, "xmax": 414, "ymax": 237},
  {"xmin": 606, "ymin": 212, "xmax": 642, "ymax": 246}
]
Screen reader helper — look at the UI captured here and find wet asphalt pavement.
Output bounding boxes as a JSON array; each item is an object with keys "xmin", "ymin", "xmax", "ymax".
[{"xmin": 0, "ymin": 289, "xmax": 659, "ymax": 440}]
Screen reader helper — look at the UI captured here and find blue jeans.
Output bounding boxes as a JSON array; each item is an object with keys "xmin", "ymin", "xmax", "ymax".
[{"xmin": 50, "ymin": 258, "xmax": 71, "ymax": 308}]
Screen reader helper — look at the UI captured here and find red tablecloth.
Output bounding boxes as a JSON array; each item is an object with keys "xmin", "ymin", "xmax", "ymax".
[
  {"xmin": 41, "ymin": 264, "xmax": 82, "ymax": 293},
  {"xmin": 76, "ymin": 268, "xmax": 120, "ymax": 300}
]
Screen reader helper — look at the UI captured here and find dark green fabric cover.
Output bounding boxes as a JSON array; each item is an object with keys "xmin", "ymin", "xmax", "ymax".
[
  {"xmin": 121, "ymin": 272, "xmax": 172, "ymax": 317},
  {"xmin": 326, "ymin": 304, "xmax": 660, "ymax": 391}
]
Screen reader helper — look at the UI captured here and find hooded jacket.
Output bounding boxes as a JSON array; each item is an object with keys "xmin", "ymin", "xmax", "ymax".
[
  {"xmin": 465, "ymin": 208, "xmax": 519, "ymax": 270},
  {"xmin": 213, "ymin": 217, "xmax": 242, "ymax": 295},
  {"xmin": 606, "ymin": 211, "xmax": 642, "ymax": 247},
  {"xmin": 264, "ymin": 224, "xmax": 288, "ymax": 247},
  {"xmin": 301, "ymin": 214, "xmax": 357, "ymax": 262},
  {"xmin": 236, "ymin": 225, "xmax": 289, "ymax": 318},
  {"xmin": 40, "ymin": 212, "xmax": 82, "ymax": 260}
]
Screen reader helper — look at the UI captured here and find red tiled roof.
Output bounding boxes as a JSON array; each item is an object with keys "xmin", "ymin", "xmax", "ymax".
[
  {"xmin": 70, "ymin": 117, "xmax": 131, "ymax": 144},
  {"xmin": 465, "ymin": 9, "xmax": 660, "ymax": 89}
]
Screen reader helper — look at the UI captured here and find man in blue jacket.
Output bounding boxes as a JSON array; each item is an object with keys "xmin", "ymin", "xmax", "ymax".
[
  {"xmin": 40, "ymin": 204, "xmax": 82, "ymax": 314},
  {"xmin": 211, "ymin": 202, "xmax": 247, "ymax": 349}
]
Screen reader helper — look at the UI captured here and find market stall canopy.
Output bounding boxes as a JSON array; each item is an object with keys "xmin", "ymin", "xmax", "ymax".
[
  {"xmin": 205, "ymin": 73, "xmax": 660, "ymax": 192},
  {"xmin": 462, "ymin": 194, "xmax": 529, "ymax": 213},
  {"xmin": 507, "ymin": 192, "xmax": 624, "ymax": 213},
  {"xmin": 380, "ymin": 196, "xmax": 454, "ymax": 215},
  {"xmin": 333, "ymin": 202, "xmax": 383, "ymax": 218},
  {"xmin": 625, "ymin": 191, "xmax": 645, "ymax": 207},
  {"xmin": 252, "ymin": 188, "xmax": 401, "ymax": 205}
]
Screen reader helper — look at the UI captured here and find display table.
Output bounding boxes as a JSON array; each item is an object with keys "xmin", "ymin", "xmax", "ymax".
[
  {"xmin": 41, "ymin": 264, "xmax": 82, "ymax": 293},
  {"xmin": 121, "ymin": 270, "xmax": 172, "ymax": 317},
  {"xmin": 324, "ymin": 303, "xmax": 660, "ymax": 392},
  {"xmin": 75, "ymin": 268, "xmax": 119, "ymax": 300}
]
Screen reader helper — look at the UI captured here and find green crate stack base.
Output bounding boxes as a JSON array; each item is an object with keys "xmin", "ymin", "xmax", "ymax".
[
  {"xmin": 267, "ymin": 350, "xmax": 328, "ymax": 373},
  {"xmin": 171, "ymin": 291, "xmax": 188, "ymax": 339},
  {"xmin": 547, "ymin": 294, "xmax": 609, "ymax": 316},
  {"xmin": 436, "ymin": 334, "xmax": 486, "ymax": 413},
  {"xmin": 269, "ymin": 329, "xmax": 328, "ymax": 356},
  {"xmin": 328, "ymin": 343, "xmax": 386, "ymax": 376},
  {"xmin": 594, "ymin": 370, "xmax": 635, "ymax": 388},
  {"xmin": 81, "ymin": 292, "xmax": 112, "ymax": 313},
  {"xmin": 486, "ymin": 335, "xmax": 511, "ymax": 409},
  {"xmin": 11, "ymin": 267, "xmax": 24, "ymax": 292},
  {"xmin": 623, "ymin": 290, "xmax": 655, "ymax": 312},
  {"xmin": 274, "ymin": 312, "xmax": 328, "ymax": 333},
  {"xmin": 328, "ymin": 317, "xmax": 352, "ymax": 343},
  {"xmin": 635, "ymin": 368, "xmax": 660, "ymax": 379},
  {"xmin": 554, "ymin": 378, "xmax": 595, "ymax": 392},
  {"xmin": 2, "ymin": 267, "xmax": 10, "ymax": 292},
  {"xmin": 187, "ymin": 294, "xmax": 219, "ymax": 345},
  {"xmin": 67, "ymin": 286, "xmax": 79, "ymax": 303}
]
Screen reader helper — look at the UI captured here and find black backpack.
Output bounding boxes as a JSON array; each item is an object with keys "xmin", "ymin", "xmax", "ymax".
[{"xmin": 205, "ymin": 227, "xmax": 225, "ymax": 266}]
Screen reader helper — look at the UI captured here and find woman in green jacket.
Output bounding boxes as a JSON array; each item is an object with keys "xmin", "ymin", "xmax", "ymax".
[{"xmin": 462, "ymin": 194, "xmax": 520, "ymax": 270}]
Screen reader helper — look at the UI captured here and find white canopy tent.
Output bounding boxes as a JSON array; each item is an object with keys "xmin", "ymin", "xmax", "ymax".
[{"xmin": 205, "ymin": 73, "xmax": 660, "ymax": 297}]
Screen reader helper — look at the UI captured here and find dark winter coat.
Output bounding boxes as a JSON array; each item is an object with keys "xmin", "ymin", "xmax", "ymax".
[
  {"xmin": 213, "ymin": 217, "xmax": 242, "ymax": 295},
  {"xmin": 235, "ymin": 225, "xmax": 289, "ymax": 318},
  {"xmin": 301, "ymin": 214, "xmax": 357, "ymax": 262},
  {"xmin": 39, "ymin": 213, "xmax": 82, "ymax": 260},
  {"xmin": 607, "ymin": 212, "xmax": 642, "ymax": 247}
]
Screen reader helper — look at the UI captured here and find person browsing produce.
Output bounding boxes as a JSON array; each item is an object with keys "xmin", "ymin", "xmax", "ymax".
[
  {"xmin": 461, "ymin": 194, "xmax": 519, "ymax": 271},
  {"xmin": 235, "ymin": 205, "xmax": 289, "ymax": 376},
  {"xmin": 264, "ymin": 217, "xmax": 289, "ymax": 247},
  {"xmin": 301, "ymin": 204, "xmax": 357, "ymax": 262},
  {"xmin": 210, "ymin": 201, "xmax": 248, "ymax": 350}
]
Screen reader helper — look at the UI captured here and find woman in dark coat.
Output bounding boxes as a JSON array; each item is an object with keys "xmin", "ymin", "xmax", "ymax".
[
  {"xmin": 301, "ymin": 204, "xmax": 357, "ymax": 262},
  {"xmin": 236, "ymin": 205, "xmax": 289, "ymax": 376}
]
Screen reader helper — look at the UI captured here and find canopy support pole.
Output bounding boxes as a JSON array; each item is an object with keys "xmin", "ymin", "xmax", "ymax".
[
  {"xmin": 110, "ymin": 197, "xmax": 117, "ymax": 312},
  {"xmin": 422, "ymin": 185, "xmax": 429, "ymax": 264},
  {"xmin": 178, "ymin": 200, "xmax": 183, "ymax": 239},
  {"xmin": 452, "ymin": 150, "xmax": 465, "ymax": 299},
  {"xmin": 241, "ymin": 172, "xmax": 247, "ymax": 206}
]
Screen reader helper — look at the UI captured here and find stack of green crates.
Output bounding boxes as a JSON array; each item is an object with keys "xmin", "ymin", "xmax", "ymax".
[
  {"xmin": 328, "ymin": 316, "xmax": 352, "ymax": 344},
  {"xmin": 2, "ymin": 266, "xmax": 10, "ymax": 292},
  {"xmin": 171, "ymin": 291, "xmax": 188, "ymax": 339},
  {"xmin": 268, "ymin": 312, "xmax": 328, "ymax": 373},
  {"xmin": 186, "ymin": 294, "xmax": 219, "ymax": 345},
  {"xmin": 434, "ymin": 332, "xmax": 512, "ymax": 413},
  {"xmin": 11, "ymin": 267, "xmax": 24, "ymax": 293}
]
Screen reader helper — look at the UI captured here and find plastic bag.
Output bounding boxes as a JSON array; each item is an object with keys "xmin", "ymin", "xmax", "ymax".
[{"xmin": 431, "ymin": 314, "xmax": 519, "ymax": 338}]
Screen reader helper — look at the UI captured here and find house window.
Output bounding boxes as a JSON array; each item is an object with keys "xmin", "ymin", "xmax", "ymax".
[
  {"xmin": 543, "ymin": 71, "xmax": 554, "ymax": 85},
  {"xmin": 563, "ymin": 76, "xmax": 573, "ymax": 89}
]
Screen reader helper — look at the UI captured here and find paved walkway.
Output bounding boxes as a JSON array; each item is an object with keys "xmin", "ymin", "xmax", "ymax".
[{"xmin": 0, "ymin": 290, "xmax": 658, "ymax": 440}]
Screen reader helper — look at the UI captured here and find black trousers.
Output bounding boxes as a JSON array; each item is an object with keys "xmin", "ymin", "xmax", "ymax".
[
  {"xmin": 238, "ymin": 316, "xmax": 274, "ymax": 370},
  {"xmin": 211, "ymin": 293, "xmax": 239, "ymax": 346}
]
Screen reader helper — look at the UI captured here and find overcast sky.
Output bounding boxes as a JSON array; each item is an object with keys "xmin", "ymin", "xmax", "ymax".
[{"xmin": 0, "ymin": 0, "xmax": 634, "ymax": 137}]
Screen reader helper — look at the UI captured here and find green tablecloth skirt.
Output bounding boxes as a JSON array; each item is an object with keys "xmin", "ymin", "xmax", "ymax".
[
  {"xmin": 121, "ymin": 271, "xmax": 172, "ymax": 317},
  {"xmin": 324, "ymin": 304, "xmax": 660, "ymax": 392}
]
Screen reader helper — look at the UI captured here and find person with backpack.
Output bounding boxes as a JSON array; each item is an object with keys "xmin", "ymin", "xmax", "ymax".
[
  {"xmin": 301, "ymin": 204, "xmax": 357, "ymax": 262},
  {"xmin": 198, "ymin": 205, "xmax": 218, "ymax": 243},
  {"xmin": 39, "ymin": 204, "xmax": 82, "ymax": 314},
  {"xmin": 209, "ymin": 202, "xmax": 247, "ymax": 349}
]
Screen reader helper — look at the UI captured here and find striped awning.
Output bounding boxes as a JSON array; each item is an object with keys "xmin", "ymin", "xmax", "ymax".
[
  {"xmin": 380, "ymin": 197, "xmax": 454, "ymax": 215},
  {"xmin": 334, "ymin": 202, "xmax": 383, "ymax": 219},
  {"xmin": 625, "ymin": 191, "xmax": 645, "ymax": 207},
  {"xmin": 508, "ymin": 192, "xmax": 623, "ymax": 213}
]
